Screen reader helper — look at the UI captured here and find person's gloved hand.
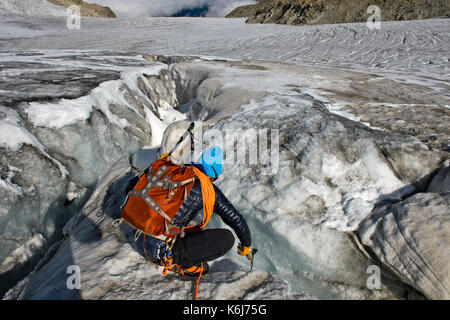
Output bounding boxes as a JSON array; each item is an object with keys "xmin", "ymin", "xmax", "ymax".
[{"xmin": 237, "ymin": 243, "xmax": 251, "ymax": 257}]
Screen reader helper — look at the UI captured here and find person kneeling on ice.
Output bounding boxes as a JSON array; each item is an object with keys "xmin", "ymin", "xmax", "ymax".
[{"xmin": 115, "ymin": 145, "xmax": 252, "ymax": 297}]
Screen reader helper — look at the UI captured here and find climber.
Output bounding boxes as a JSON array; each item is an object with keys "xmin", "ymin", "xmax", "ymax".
[{"xmin": 121, "ymin": 145, "xmax": 252, "ymax": 279}]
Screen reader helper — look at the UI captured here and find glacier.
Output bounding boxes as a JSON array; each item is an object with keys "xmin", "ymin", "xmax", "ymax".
[{"xmin": 0, "ymin": 9, "xmax": 449, "ymax": 299}]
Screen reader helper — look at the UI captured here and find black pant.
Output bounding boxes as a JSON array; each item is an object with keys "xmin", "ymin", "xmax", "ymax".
[{"xmin": 172, "ymin": 229, "xmax": 235, "ymax": 268}]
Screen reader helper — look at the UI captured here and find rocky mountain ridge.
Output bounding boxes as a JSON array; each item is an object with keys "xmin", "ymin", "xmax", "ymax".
[
  {"xmin": 226, "ymin": 0, "xmax": 450, "ymax": 25},
  {"xmin": 47, "ymin": 0, "xmax": 116, "ymax": 18}
]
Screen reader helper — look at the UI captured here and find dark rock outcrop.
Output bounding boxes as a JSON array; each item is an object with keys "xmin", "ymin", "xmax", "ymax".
[
  {"xmin": 47, "ymin": 0, "xmax": 116, "ymax": 18},
  {"xmin": 227, "ymin": 0, "xmax": 450, "ymax": 25}
]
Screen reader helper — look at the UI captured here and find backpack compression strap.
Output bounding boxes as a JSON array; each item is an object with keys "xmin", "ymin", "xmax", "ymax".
[{"xmin": 128, "ymin": 163, "xmax": 194, "ymax": 236}]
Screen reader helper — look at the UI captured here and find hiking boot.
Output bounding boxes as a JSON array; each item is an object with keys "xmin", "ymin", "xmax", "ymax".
[{"xmin": 183, "ymin": 262, "xmax": 209, "ymax": 277}]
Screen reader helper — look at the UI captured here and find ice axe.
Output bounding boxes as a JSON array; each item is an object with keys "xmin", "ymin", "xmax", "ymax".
[
  {"xmin": 246, "ymin": 248, "xmax": 258, "ymax": 272},
  {"xmin": 168, "ymin": 122, "xmax": 195, "ymax": 157}
]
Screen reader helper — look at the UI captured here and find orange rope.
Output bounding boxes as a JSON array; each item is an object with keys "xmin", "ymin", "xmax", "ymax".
[
  {"xmin": 191, "ymin": 167, "xmax": 215, "ymax": 228},
  {"xmin": 194, "ymin": 263, "xmax": 204, "ymax": 301},
  {"xmin": 142, "ymin": 233, "xmax": 203, "ymax": 300}
]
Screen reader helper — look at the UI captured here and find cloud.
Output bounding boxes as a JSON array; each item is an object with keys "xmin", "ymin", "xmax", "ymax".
[{"xmin": 85, "ymin": 0, "xmax": 257, "ymax": 18}]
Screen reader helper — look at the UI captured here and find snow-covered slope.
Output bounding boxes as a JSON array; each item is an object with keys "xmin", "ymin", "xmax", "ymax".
[
  {"xmin": 1, "ymin": 15, "xmax": 448, "ymax": 81},
  {"xmin": 0, "ymin": 0, "xmax": 69, "ymax": 16}
]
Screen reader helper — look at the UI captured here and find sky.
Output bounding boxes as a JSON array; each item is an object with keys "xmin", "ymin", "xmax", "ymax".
[{"xmin": 85, "ymin": 0, "xmax": 258, "ymax": 18}]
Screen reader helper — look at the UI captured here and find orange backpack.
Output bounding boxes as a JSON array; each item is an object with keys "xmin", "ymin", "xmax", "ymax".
[{"xmin": 118, "ymin": 156, "xmax": 215, "ymax": 240}]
